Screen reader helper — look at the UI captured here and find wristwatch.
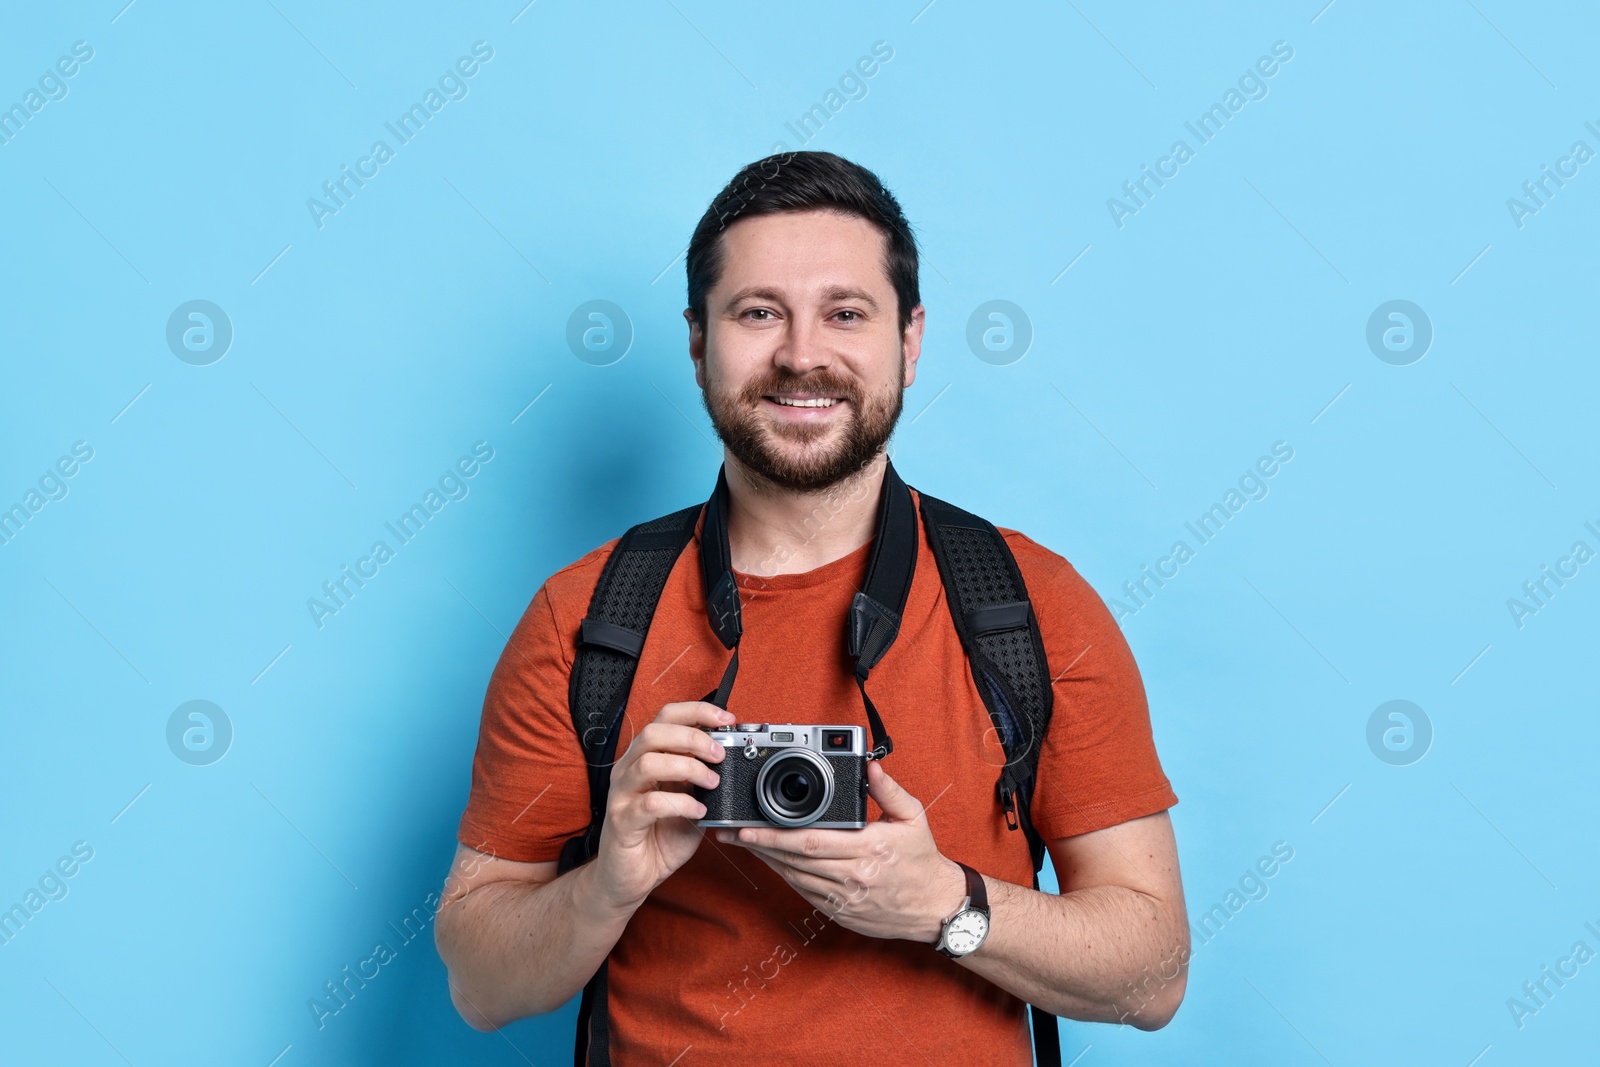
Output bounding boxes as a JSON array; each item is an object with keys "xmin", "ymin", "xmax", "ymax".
[{"xmin": 933, "ymin": 861, "xmax": 991, "ymax": 958}]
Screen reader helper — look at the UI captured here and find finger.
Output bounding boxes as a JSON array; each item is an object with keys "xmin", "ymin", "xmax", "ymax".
[
  {"xmin": 637, "ymin": 789, "xmax": 707, "ymax": 823},
  {"xmin": 867, "ymin": 760, "xmax": 925, "ymax": 823},
  {"xmin": 612, "ymin": 704, "xmax": 733, "ymax": 773},
  {"xmin": 618, "ymin": 751, "xmax": 721, "ymax": 794},
  {"xmin": 721, "ymin": 826, "xmax": 862, "ymax": 859},
  {"xmin": 623, "ymin": 721, "xmax": 730, "ymax": 770},
  {"xmin": 655, "ymin": 701, "xmax": 738, "ymax": 729},
  {"xmin": 752, "ymin": 855, "xmax": 855, "ymax": 907},
  {"xmin": 726, "ymin": 843, "xmax": 861, "ymax": 881}
]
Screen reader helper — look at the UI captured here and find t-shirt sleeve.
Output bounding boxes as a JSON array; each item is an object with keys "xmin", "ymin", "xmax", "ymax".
[
  {"xmin": 1008, "ymin": 532, "xmax": 1178, "ymax": 841},
  {"xmin": 456, "ymin": 578, "xmax": 595, "ymax": 864}
]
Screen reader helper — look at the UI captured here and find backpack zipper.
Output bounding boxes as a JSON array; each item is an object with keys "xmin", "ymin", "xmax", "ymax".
[{"xmin": 998, "ymin": 779, "xmax": 1020, "ymax": 831}]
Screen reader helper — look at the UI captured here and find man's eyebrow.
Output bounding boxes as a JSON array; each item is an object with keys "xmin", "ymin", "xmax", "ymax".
[
  {"xmin": 720, "ymin": 286, "xmax": 881, "ymax": 312},
  {"xmin": 721, "ymin": 286, "xmax": 784, "ymax": 311},
  {"xmin": 823, "ymin": 286, "xmax": 880, "ymax": 310}
]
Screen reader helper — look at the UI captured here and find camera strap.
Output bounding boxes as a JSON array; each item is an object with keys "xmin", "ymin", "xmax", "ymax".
[{"xmin": 696, "ymin": 458, "xmax": 919, "ymax": 761}]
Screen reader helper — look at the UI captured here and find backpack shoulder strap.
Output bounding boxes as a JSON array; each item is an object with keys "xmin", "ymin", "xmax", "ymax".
[
  {"xmin": 917, "ymin": 490, "xmax": 1061, "ymax": 1066},
  {"xmin": 559, "ymin": 502, "xmax": 702, "ymax": 875},
  {"xmin": 559, "ymin": 503, "xmax": 701, "ymax": 1067},
  {"xmin": 916, "ymin": 490, "xmax": 1055, "ymax": 863}
]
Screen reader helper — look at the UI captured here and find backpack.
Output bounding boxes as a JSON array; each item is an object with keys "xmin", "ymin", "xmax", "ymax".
[{"xmin": 555, "ymin": 460, "xmax": 1061, "ymax": 1066}]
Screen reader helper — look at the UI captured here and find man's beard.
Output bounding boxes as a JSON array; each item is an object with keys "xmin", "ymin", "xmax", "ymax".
[{"xmin": 700, "ymin": 358, "xmax": 905, "ymax": 493}]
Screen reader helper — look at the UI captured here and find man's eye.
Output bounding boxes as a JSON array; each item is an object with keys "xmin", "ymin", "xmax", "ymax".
[
  {"xmin": 745, "ymin": 308, "xmax": 773, "ymax": 321},
  {"xmin": 835, "ymin": 310, "xmax": 860, "ymax": 322}
]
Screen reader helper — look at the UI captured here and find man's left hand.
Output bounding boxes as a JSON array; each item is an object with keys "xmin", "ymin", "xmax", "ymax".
[{"xmin": 713, "ymin": 760, "xmax": 966, "ymax": 944}]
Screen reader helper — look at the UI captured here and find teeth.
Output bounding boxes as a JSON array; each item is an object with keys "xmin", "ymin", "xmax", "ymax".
[{"xmin": 772, "ymin": 397, "xmax": 838, "ymax": 408}]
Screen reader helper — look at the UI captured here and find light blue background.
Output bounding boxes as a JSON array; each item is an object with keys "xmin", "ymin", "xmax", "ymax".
[{"xmin": 3, "ymin": 1, "xmax": 1596, "ymax": 1064}]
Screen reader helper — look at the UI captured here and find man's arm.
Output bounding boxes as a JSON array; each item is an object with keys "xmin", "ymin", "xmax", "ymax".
[
  {"xmin": 434, "ymin": 847, "xmax": 631, "ymax": 1028},
  {"xmin": 954, "ymin": 811, "xmax": 1189, "ymax": 1029},
  {"xmin": 435, "ymin": 700, "xmax": 737, "ymax": 1030},
  {"xmin": 719, "ymin": 762, "xmax": 1189, "ymax": 1030}
]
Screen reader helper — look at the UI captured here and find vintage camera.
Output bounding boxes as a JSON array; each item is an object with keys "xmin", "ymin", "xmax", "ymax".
[{"xmin": 695, "ymin": 723, "xmax": 869, "ymax": 829}]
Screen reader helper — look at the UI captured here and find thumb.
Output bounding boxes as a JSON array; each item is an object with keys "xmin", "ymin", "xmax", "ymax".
[{"xmin": 867, "ymin": 760, "xmax": 925, "ymax": 823}]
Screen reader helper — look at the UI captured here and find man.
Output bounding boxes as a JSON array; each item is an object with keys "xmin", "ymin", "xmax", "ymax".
[{"xmin": 435, "ymin": 151, "xmax": 1188, "ymax": 1064}]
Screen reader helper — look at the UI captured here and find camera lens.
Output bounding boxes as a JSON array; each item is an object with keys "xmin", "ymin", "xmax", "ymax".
[
  {"xmin": 756, "ymin": 750, "xmax": 835, "ymax": 827},
  {"xmin": 779, "ymin": 770, "xmax": 811, "ymax": 804}
]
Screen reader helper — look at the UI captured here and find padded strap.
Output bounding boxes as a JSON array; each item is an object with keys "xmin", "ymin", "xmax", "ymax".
[
  {"xmin": 847, "ymin": 460, "xmax": 919, "ymax": 757},
  {"xmin": 568, "ymin": 503, "xmax": 703, "ymax": 791},
  {"xmin": 917, "ymin": 491, "xmax": 1053, "ymax": 808},
  {"xmin": 1028, "ymin": 867, "xmax": 1061, "ymax": 1065},
  {"xmin": 698, "ymin": 467, "xmax": 742, "ymax": 650},
  {"xmin": 847, "ymin": 462, "xmax": 919, "ymax": 672},
  {"xmin": 563, "ymin": 502, "xmax": 701, "ymax": 1067},
  {"xmin": 920, "ymin": 490, "xmax": 1059, "ymax": 1065},
  {"xmin": 1031, "ymin": 1004, "xmax": 1061, "ymax": 1065},
  {"xmin": 573, "ymin": 961, "xmax": 612, "ymax": 1067}
]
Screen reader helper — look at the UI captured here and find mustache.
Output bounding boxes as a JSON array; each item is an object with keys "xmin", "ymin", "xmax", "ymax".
[{"xmin": 737, "ymin": 370, "xmax": 862, "ymax": 404}]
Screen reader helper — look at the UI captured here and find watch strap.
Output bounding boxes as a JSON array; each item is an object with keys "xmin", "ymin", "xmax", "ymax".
[
  {"xmin": 957, "ymin": 861, "xmax": 988, "ymax": 915},
  {"xmin": 935, "ymin": 862, "xmax": 990, "ymax": 958}
]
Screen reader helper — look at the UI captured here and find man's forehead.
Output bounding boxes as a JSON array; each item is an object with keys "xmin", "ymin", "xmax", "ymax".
[{"xmin": 714, "ymin": 209, "xmax": 891, "ymax": 295}]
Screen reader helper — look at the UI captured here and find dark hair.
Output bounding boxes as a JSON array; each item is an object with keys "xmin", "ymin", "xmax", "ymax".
[{"xmin": 685, "ymin": 151, "xmax": 921, "ymax": 334}]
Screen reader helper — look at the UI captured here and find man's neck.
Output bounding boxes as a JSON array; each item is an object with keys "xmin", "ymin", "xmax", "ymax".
[{"xmin": 723, "ymin": 452, "xmax": 887, "ymax": 578}]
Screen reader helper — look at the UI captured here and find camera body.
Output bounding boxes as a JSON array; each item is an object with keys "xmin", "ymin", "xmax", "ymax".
[{"xmin": 695, "ymin": 723, "xmax": 869, "ymax": 829}]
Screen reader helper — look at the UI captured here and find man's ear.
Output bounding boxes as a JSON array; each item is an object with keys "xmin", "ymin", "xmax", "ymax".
[
  {"xmin": 685, "ymin": 308, "xmax": 706, "ymax": 390},
  {"xmin": 901, "ymin": 303, "xmax": 926, "ymax": 389}
]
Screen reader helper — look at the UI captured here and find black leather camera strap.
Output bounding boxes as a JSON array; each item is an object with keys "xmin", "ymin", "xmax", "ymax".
[{"xmin": 697, "ymin": 458, "xmax": 918, "ymax": 760}]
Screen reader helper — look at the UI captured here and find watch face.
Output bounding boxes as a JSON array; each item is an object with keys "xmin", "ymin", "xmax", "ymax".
[{"xmin": 945, "ymin": 909, "xmax": 990, "ymax": 955}]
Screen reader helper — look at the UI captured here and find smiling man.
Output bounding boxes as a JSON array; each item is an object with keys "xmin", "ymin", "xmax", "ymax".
[{"xmin": 435, "ymin": 151, "xmax": 1188, "ymax": 1065}]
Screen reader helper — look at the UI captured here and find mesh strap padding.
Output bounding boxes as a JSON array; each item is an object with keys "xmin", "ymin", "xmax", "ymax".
[
  {"xmin": 938, "ymin": 525, "xmax": 1050, "ymax": 762},
  {"xmin": 916, "ymin": 492, "xmax": 1054, "ymax": 848},
  {"xmin": 566, "ymin": 505, "xmax": 703, "ymax": 774},
  {"xmin": 918, "ymin": 490, "xmax": 1059, "ymax": 1067},
  {"xmin": 562, "ymin": 503, "xmax": 701, "ymax": 1067}
]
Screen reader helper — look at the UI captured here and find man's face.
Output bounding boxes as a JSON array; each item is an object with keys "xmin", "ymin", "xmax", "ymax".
[{"xmin": 688, "ymin": 208, "xmax": 924, "ymax": 493}]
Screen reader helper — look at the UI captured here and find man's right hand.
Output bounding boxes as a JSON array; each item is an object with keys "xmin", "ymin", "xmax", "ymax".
[{"xmin": 592, "ymin": 700, "xmax": 733, "ymax": 913}]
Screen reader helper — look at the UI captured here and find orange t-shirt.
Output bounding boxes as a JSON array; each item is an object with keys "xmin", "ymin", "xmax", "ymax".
[{"xmin": 457, "ymin": 489, "xmax": 1178, "ymax": 1065}]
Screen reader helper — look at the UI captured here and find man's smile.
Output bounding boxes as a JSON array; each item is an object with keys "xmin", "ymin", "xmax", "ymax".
[{"xmin": 762, "ymin": 392, "xmax": 850, "ymax": 420}]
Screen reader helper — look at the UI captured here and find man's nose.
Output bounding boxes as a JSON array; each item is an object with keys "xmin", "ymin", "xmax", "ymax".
[{"xmin": 773, "ymin": 314, "xmax": 830, "ymax": 374}]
